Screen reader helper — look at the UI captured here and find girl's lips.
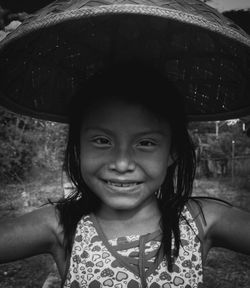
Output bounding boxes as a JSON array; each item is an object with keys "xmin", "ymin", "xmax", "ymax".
[
  {"xmin": 101, "ymin": 179, "xmax": 143, "ymax": 191},
  {"xmin": 106, "ymin": 180, "xmax": 139, "ymax": 187}
]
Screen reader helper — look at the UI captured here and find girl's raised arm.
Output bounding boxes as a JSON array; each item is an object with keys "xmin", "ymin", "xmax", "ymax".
[{"xmin": 0, "ymin": 206, "xmax": 64, "ymax": 264}]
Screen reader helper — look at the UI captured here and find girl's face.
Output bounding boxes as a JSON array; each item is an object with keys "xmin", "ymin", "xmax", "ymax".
[{"xmin": 80, "ymin": 100, "xmax": 172, "ymax": 213}]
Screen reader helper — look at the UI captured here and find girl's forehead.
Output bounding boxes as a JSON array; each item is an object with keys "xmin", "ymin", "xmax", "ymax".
[{"xmin": 81, "ymin": 100, "xmax": 170, "ymax": 132}]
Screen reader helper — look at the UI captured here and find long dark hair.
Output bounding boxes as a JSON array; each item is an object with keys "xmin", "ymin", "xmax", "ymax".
[{"xmin": 56, "ymin": 61, "xmax": 196, "ymax": 269}]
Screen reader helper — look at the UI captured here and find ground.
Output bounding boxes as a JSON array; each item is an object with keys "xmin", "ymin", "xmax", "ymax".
[{"xmin": 0, "ymin": 175, "xmax": 250, "ymax": 287}]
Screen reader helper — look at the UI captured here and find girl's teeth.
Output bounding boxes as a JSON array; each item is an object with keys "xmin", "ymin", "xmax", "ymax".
[{"xmin": 107, "ymin": 181, "xmax": 137, "ymax": 187}]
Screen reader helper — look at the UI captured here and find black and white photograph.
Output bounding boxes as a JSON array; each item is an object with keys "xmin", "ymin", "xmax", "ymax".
[{"xmin": 0, "ymin": 0, "xmax": 250, "ymax": 287}]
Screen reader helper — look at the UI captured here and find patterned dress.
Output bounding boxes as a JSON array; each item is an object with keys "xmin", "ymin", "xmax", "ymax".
[{"xmin": 63, "ymin": 206, "xmax": 203, "ymax": 288}]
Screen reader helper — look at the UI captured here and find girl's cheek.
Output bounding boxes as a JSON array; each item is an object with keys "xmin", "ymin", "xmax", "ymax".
[
  {"xmin": 148, "ymin": 164, "xmax": 168, "ymax": 181},
  {"xmin": 80, "ymin": 158, "xmax": 97, "ymax": 174},
  {"xmin": 139, "ymin": 153, "xmax": 169, "ymax": 175},
  {"xmin": 80, "ymin": 151, "xmax": 107, "ymax": 174}
]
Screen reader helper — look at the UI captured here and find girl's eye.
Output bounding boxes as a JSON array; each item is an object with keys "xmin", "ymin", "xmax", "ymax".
[
  {"xmin": 137, "ymin": 140, "xmax": 157, "ymax": 148},
  {"xmin": 92, "ymin": 137, "xmax": 111, "ymax": 146}
]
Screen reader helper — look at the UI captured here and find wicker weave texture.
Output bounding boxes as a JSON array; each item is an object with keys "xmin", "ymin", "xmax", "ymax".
[
  {"xmin": 0, "ymin": 0, "xmax": 249, "ymax": 122},
  {"xmin": 6, "ymin": 0, "xmax": 249, "ymax": 46}
]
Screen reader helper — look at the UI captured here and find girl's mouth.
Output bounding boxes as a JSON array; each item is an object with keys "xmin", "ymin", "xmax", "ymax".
[
  {"xmin": 103, "ymin": 179, "xmax": 142, "ymax": 189},
  {"xmin": 103, "ymin": 180, "xmax": 141, "ymax": 188}
]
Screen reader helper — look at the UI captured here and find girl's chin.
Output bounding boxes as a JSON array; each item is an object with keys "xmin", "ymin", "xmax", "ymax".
[
  {"xmin": 100, "ymin": 194, "xmax": 157, "ymax": 213},
  {"xmin": 102, "ymin": 196, "xmax": 141, "ymax": 211}
]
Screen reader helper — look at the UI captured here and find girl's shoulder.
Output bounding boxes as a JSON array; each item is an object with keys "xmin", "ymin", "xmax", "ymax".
[
  {"xmin": 187, "ymin": 197, "xmax": 250, "ymax": 256},
  {"xmin": 187, "ymin": 197, "xmax": 232, "ymax": 226},
  {"xmin": 35, "ymin": 205, "xmax": 64, "ymax": 242},
  {"xmin": 21, "ymin": 205, "xmax": 65, "ymax": 248},
  {"xmin": 185, "ymin": 197, "xmax": 233, "ymax": 260},
  {"xmin": 17, "ymin": 205, "xmax": 63, "ymax": 236},
  {"xmin": 186, "ymin": 197, "xmax": 232, "ymax": 236}
]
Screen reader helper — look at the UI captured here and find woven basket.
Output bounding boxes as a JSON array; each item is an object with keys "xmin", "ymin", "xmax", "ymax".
[{"xmin": 0, "ymin": 0, "xmax": 249, "ymax": 122}]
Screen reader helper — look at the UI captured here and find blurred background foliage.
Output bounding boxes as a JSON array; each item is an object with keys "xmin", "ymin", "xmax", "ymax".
[
  {"xmin": 0, "ymin": 107, "xmax": 68, "ymax": 184},
  {"xmin": 189, "ymin": 120, "xmax": 250, "ymax": 180}
]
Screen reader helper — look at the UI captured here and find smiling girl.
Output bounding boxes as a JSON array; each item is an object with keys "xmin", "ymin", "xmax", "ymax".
[
  {"xmin": 2, "ymin": 63, "xmax": 249, "ymax": 287},
  {"xmin": 0, "ymin": 0, "xmax": 250, "ymax": 287},
  {"xmin": 57, "ymin": 63, "xmax": 203, "ymax": 287}
]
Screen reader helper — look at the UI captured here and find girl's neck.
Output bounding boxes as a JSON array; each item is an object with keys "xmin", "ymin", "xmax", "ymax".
[{"xmin": 94, "ymin": 198, "xmax": 161, "ymax": 239}]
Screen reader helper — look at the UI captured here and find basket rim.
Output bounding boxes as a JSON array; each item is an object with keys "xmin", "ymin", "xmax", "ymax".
[{"xmin": 1, "ymin": 4, "xmax": 250, "ymax": 49}]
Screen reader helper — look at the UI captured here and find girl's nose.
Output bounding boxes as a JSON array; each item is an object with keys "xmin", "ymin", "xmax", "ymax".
[{"xmin": 108, "ymin": 147, "xmax": 136, "ymax": 173}]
